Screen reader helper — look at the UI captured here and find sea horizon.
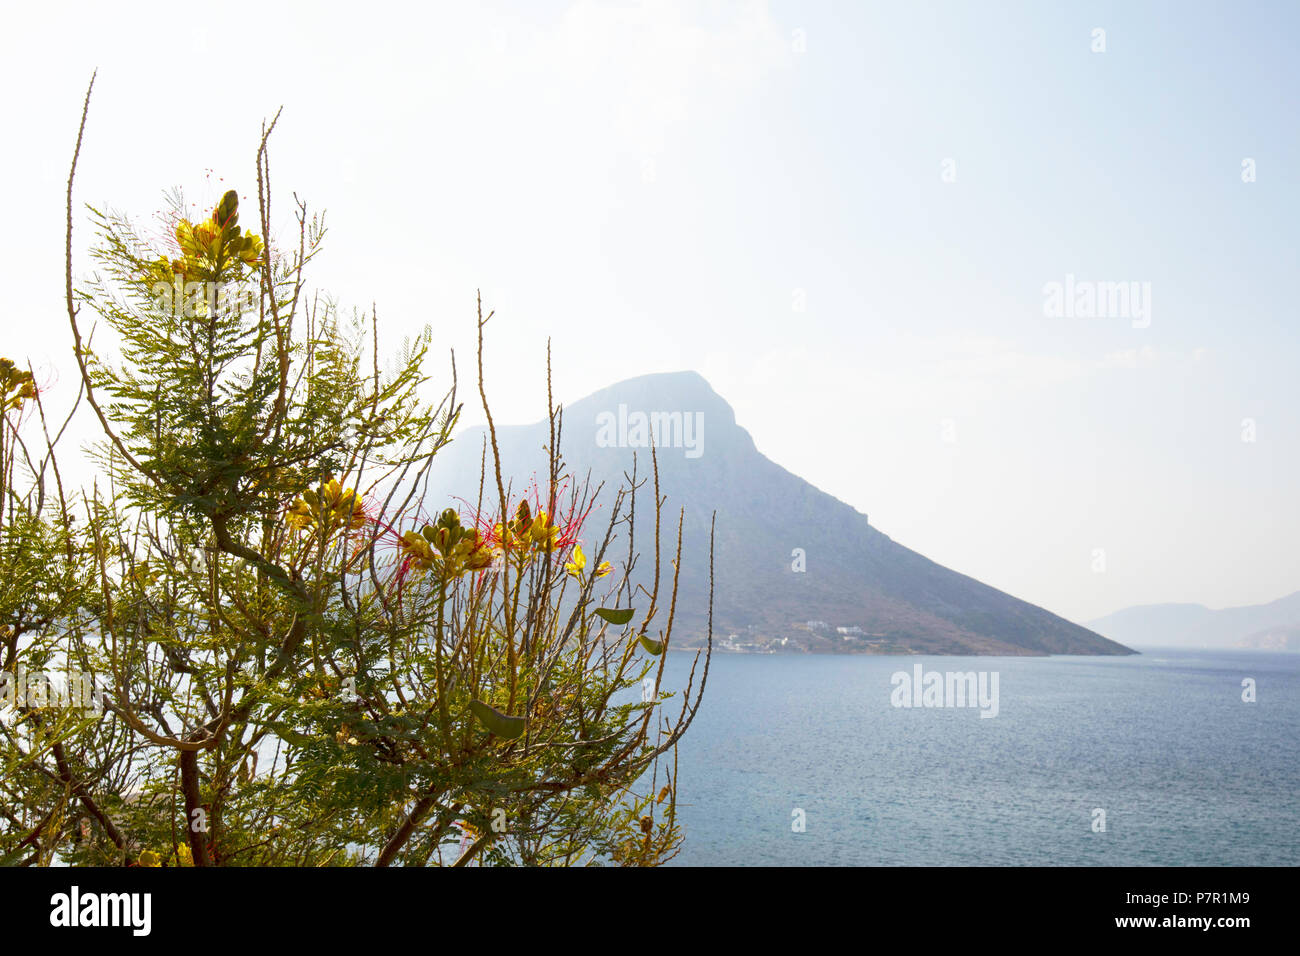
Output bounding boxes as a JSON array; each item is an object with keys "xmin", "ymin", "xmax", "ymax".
[{"xmin": 657, "ymin": 647, "xmax": 1298, "ymax": 866}]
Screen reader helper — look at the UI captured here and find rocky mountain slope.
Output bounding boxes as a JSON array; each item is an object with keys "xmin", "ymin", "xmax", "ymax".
[{"xmin": 422, "ymin": 371, "xmax": 1134, "ymax": 656}]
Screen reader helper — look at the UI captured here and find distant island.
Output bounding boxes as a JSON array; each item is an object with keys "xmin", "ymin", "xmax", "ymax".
[
  {"xmin": 424, "ymin": 371, "xmax": 1134, "ymax": 657},
  {"xmin": 1089, "ymin": 592, "xmax": 1300, "ymax": 650}
]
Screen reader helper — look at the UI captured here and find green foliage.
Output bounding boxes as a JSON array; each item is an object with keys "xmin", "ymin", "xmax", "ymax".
[{"xmin": 0, "ymin": 97, "xmax": 711, "ymax": 868}]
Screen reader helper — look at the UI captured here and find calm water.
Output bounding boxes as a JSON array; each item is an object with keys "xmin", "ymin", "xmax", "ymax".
[{"xmin": 654, "ymin": 649, "xmax": 1300, "ymax": 866}]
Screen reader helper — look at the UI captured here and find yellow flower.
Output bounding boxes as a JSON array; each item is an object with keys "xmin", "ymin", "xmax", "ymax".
[
  {"xmin": 0, "ymin": 358, "xmax": 37, "ymax": 413},
  {"xmin": 169, "ymin": 191, "xmax": 264, "ymax": 280},
  {"xmin": 529, "ymin": 511, "xmax": 560, "ymax": 551},
  {"xmin": 462, "ymin": 536, "xmax": 495, "ymax": 571},
  {"xmin": 398, "ymin": 530, "xmax": 436, "ymax": 572},
  {"xmin": 137, "ymin": 849, "xmax": 162, "ymax": 867},
  {"xmin": 286, "ymin": 476, "xmax": 367, "ymax": 536},
  {"xmin": 322, "ymin": 478, "xmax": 367, "ymax": 531},
  {"xmin": 286, "ymin": 499, "xmax": 313, "ymax": 530},
  {"xmin": 236, "ymin": 233, "xmax": 264, "ymax": 265},
  {"xmin": 565, "ymin": 545, "xmax": 612, "ymax": 579}
]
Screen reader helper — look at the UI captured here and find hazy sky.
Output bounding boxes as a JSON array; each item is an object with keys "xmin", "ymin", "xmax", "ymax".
[{"xmin": 2, "ymin": 0, "xmax": 1296, "ymax": 625}]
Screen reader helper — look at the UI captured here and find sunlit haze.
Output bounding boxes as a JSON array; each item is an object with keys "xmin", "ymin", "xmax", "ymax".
[{"xmin": 3, "ymin": 0, "xmax": 1296, "ymax": 625}]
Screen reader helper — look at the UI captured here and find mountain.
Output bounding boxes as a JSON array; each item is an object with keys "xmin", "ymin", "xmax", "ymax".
[
  {"xmin": 422, "ymin": 370, "xmax": 1133, "ymax": 656},
  {"xmin": 1088, "ymin": 591, "xmax": 1300, "ymax": 650},
  {"xmin": 1236, "ymin": 626, "xmax": 1300, "ymax": 652}
]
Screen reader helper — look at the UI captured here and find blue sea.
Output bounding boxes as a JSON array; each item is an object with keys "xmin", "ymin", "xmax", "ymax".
[{"xmin": 654, "ymin": 649, "xmax": 1300, "ymax": 866}]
